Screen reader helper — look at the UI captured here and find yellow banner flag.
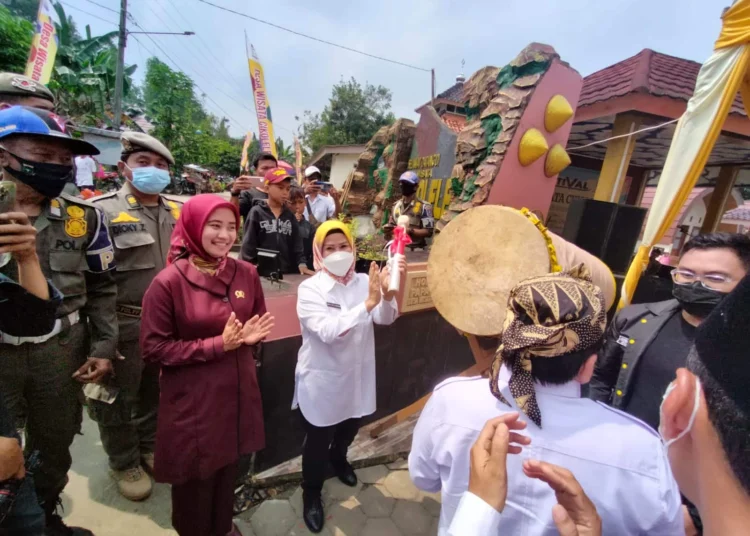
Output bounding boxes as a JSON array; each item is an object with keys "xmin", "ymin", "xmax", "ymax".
[
  {"xmin": 25, "ymin": 0, "xmax": 58, "ymax": 85},
  {"xmin": 240, "ymin": 131, "xmax": 253, "ymax": 173},
  {"xmin": 247, "ymin": 45, "xmax": 277, "ymax": 158},
  {"xmin": 294, "ymin": 136, "xmax": 303, "ymax": 182}
]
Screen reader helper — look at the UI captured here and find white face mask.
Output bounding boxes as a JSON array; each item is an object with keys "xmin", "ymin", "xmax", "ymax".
[
  {"xmin": 322, "ymin": 251, "xmax": 354, "ymax": 277},
  {"xmin": 659, "ymin": 377, "xmax": 701, "ymax": 450}
]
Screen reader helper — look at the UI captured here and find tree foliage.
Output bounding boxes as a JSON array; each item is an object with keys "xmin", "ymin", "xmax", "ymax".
[
  {"xmin": 297, "ymin": 77, "xmax": 395, "ymax": 153},
  {"xmin": 0, "ymin": 5, "xmax": 33, "ymax": 73},
  {"xmin": 49, "ymin": 2, "xmax": 135, "ymax": 126},
  {"xmin": 275, "ymin": 137, "xmax": 294, "ymax": 162},
  {"xmin": 0, "ymin": 0, "xmax": 37, "ymax": 22},
  {"xmin": 144, "ymin": 58, "xmax": 243, "ymax": 175}
]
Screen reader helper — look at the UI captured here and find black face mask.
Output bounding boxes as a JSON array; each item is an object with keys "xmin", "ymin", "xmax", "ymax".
[
  {"xmin": 673, "ymin": 282, "xmax": 727, "ymax": 318},
  {"xmin": 400, "ymin": 183, "xmax": 416, "ymax": 196},
  {"xmin": 1, "ymin": 150, "xmax": 73, "ymax": 199}
]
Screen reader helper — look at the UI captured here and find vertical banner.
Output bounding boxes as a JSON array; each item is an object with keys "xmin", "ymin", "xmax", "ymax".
[
  {"xmin": 294, "ymin": 135, "xmax": 303, "ymax": 183},
  {"xmin": 25, "ymin": 0, "xmax": 58, "ymax": 84},
  {"xmin": 247, "ymin": 44, "xmax": 277, "ymax": 158},
  {"xmin": 240, "ymin": 131, "xmax": 252, "ymax": 173}
]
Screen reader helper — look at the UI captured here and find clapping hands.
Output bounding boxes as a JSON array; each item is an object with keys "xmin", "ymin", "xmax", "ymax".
[
  {"xmin": 223, "ymin": 311, "xmax": 275, "ymax": 351},
  {"xmin": 241, "ymin": 312, "xmax": 275, "ymax": 346},
  {"xmin": 467, "ymin": 416, "xmax": 602, "ymax": 536}
]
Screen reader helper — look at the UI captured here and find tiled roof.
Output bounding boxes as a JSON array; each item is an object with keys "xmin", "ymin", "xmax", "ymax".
[
  {"xmin": 436, "ymin": 81, "xmax": 464, "ymax": 103},
  {"xmin": 579, "ymin": 49, "xmax": 746, "ymax": 116},
  {"xmin": 441, "ymin": 113, "xmax": 466, "ymax": 133},
  {"xmin": 640, "ymin": 186, "xmax": 708, "ymax": 244},
  {"xmin": 723, "ymin": 204, "xmax": 750, "ymax": 222}
]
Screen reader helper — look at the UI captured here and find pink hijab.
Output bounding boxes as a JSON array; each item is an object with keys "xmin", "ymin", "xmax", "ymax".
[{"xmin": 168, "ymin": 194, "xmax": 240, "ymax": 272}]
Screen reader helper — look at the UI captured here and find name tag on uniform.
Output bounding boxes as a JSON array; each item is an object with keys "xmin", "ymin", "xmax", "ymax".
[
  {"xmin": 616, "ymin": 335, "xmax": 630, "ymax": 348},
  {"xmin": 326, "ymin": 302, "xmax": 341, "ymax": 309}
]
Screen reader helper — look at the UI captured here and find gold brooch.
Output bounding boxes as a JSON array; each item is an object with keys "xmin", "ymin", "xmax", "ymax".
[{"xmin": 235, "ymin": 290, "xmax": 245, "ymax": 299}]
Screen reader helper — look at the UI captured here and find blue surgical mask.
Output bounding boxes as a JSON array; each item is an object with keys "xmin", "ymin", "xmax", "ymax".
[{"xmin": 128, "ymin": 165, "xmax": 171, "ymax": 195}]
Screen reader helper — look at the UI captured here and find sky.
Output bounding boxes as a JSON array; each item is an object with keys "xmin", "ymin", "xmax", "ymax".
[{"xmin": 60, "ymin": 0, "xmax": 729, "ymax": 145}]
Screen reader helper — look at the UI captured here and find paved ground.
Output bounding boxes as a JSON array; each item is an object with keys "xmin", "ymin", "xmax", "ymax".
[
  {"xmin": 61, "ymin": 415, "xmax": 438, "ymax": 536},
  {"xmin": 236, "ymin": 461, "xmax": 441, "ymax": 536}
]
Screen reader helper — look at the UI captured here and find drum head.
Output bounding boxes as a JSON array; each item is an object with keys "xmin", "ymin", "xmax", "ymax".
[{"xmin": 427, "ymin": 205, "xmax": 550, "ymax": 336}]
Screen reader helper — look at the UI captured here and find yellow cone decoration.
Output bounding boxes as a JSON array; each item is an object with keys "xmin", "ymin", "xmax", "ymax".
[
  {"xmin": 545, "ymin": 144, "xmax": 572, "ymax": 177},
  {"xmin": 545, "ymin": 95, "xmax": 574, "ymax": 133},
  {"xmin": 518, "ymin": 128, "xmax": 549, "ymax": 166}
]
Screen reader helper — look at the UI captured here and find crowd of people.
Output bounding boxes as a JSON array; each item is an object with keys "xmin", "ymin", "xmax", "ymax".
[
  {"xmin": 0, "ymin": 67, "xmax": 749, "ymax": 536},
  {"xmin": 0, "ymin": 72, "xmax": 420, "ymax": 535}
]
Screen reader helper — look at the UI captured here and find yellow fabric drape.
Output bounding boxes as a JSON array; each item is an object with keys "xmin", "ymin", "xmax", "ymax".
[
  {"xmin": 715, "ymin": 0, "xmax": 750, "ymax": 49},
  {"xmin": 618, "ymin": 0, "xmax": 750, "ymax": 309}
]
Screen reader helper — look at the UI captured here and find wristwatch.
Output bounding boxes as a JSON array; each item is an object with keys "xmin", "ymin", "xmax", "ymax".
[{"xmin": 231, "ymin": 191, "xmax": 240, "ymax": 198}]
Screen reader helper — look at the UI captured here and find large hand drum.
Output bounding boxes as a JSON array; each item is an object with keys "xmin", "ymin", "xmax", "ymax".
[{"xmin": 427, "ymin": 205, "xmax": 615, "ymax": 336}]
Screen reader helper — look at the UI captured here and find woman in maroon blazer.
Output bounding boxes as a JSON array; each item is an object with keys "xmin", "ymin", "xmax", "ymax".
[{"xmin": 140, "ymin": 194, "xmax": 274, "ymax": 536}]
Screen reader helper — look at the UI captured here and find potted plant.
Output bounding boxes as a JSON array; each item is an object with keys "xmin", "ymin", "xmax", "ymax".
[{"xmin": 355, "ymin": 233, "xmax": 388, "ymax": 273}]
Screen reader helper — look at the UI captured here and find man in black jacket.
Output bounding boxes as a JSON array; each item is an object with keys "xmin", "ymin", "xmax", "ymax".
[
  {"xmin": 590, "ymin": 231, "xmax": 750, "ymax": 534},
  {"xmin": 240, "ymin": 168, "xmax": 313, "ymax": 276},
  {"xmin": 589, "ymin": 232, "xmax": 750, "ymax": 420}
]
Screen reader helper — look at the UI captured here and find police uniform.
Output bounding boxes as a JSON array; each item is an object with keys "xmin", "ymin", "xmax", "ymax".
[
  {"xmin": 390, "ymin": 197, "xmax": 434, "ymax": 248},
  {"xmin": 0, "ymin": 194, "xmax": 117, "ymax": 509},
  {"xmin": 88, "ymin": 134, "xmax": 180, "ymax": 472},
  {"xmin": 0, "ymin": 73, "xmax": 55, "ymax": 105}
]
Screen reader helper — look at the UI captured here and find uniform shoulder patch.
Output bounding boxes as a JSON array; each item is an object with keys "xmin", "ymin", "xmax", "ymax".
[
  {"xmin": 434, "ymin": 375, "xmax": 486, "ymax": 393},
  {"xmin": 126, "ymin": 194, "xmax": 140, "ymax": 208},
  {"xmin": 593, "ymin": 401, "xmax": 661, "ymax": 438},
  {"xmin": 49, "ymin": 198, "xmax": 62, "ymax": 217},
  {"xmin": 165, "ymin": 200, "xmax": 181, "ymax": 220},
  {"xmin": 111, "ymin": 211, "xmax": 140, "ymax": 224}
]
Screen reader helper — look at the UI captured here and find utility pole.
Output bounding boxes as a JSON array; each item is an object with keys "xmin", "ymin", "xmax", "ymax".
[{"xmin": 113, "ymin": 0, "xmax": 128, "ymax": 130}]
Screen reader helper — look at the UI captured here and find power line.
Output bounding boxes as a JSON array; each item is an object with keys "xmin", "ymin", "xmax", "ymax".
[
  {"xmin": 140, "ymin": 1, "xmax": 296, "ymax": 135},
  {"xmin": 196, "ymin": 0, "xmax": 431, "ymax": 73},
  {"xmin": 57, "ymin": 1, "xmax": 119, "ymax": 26},
  {"xmin": 127, "ymin": 28, "xmax": 246, "ymax": 132},
  {"xmin": 136, "ymin": 4, "xmax": 255, "ymax": 114},
  {"xmin": 80, "ymin": 0, "xmax": 119, "ymax": 14},
  {"xmin": 128, "ymin": 13, "xmax": 251, "ymax": 133},
  {"xmin": 164, "ymin": 0, "xmax": 249, "ymax": 95}
]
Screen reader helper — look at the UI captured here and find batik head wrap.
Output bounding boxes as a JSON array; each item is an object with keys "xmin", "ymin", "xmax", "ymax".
[
  {"xmin": 490, "ymin": 264, "xmax": 606, "ymax": 427},
  {"xmin": 313, "ymin": 220, "xmax": 356, "ymax": 285}
]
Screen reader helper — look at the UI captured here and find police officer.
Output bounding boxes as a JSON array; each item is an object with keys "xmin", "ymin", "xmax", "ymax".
[
  {"xmin": 387, "ymin": 171, "xmax": 434, "ymax": 249},
  {"xmin": 0, "ymin": 73, "xmax": 56, "ymax": 111},
  {"xmin": 89, "ymin": 132, "xmax": 179, "ymax": 502},
  {"xmin": 0, "ymin": 106, "xmax": 117, "ymax": 536}
]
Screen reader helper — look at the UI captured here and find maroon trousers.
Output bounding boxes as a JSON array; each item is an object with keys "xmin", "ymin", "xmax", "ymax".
[{"xmin": 171, "ymin": 462, "xmax": 238, "ymax": 536}]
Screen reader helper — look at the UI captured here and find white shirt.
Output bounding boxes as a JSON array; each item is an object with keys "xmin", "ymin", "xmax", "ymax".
[
  {"xmin": 292, "ymin": 271, "xmax": 399, "ymax": 427},
  {"xmin": 448, "ymin": 493, "xmax": 502, "ymax": 536},
  {"xmin": 74, "ymin": 156, "xmax": 97, "ymax": 187},
  {"xmin": 303, "ymin": 193, "xmax": 335, "ymax": 224},
  {"xmin": 408, "ymin": 370, "xmax": 684, "ymax": 536}
]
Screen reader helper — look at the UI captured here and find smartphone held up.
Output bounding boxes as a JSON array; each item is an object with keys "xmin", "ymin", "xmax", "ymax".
[{"xmin": 0, "ymin": 181, "xmax": 17, "ymax": 268}]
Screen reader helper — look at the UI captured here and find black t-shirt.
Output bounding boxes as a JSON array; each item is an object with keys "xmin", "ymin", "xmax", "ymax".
[{"xmin": 624, "ymin": 312, "xmax": 697, "ymax": 430}]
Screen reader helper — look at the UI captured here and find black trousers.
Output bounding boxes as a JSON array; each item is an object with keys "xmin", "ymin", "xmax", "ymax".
[{"xmin": 300, "ymin": 412, "xmax": 361, "ymax": 494}]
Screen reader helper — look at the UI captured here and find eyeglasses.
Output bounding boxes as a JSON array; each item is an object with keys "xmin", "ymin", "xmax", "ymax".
[{"xmin": 670, "ymin": 269, "xmax": 733, "ymax": 290}]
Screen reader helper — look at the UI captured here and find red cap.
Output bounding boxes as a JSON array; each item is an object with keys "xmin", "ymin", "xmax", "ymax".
[{"xmin": 264, "ymin": 167, "xmax": 293, "ymax": 185}]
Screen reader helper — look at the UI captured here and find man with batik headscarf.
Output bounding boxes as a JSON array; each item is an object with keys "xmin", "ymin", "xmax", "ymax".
[{"xmin": 409, "ymin": 267, "xmax": 684, "ymax": 536}]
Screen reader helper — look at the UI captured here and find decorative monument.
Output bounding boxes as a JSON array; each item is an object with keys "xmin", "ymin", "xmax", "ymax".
[{"xmin": 346, "ymin": 43, "xmax": 582, "ymax": 236}]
